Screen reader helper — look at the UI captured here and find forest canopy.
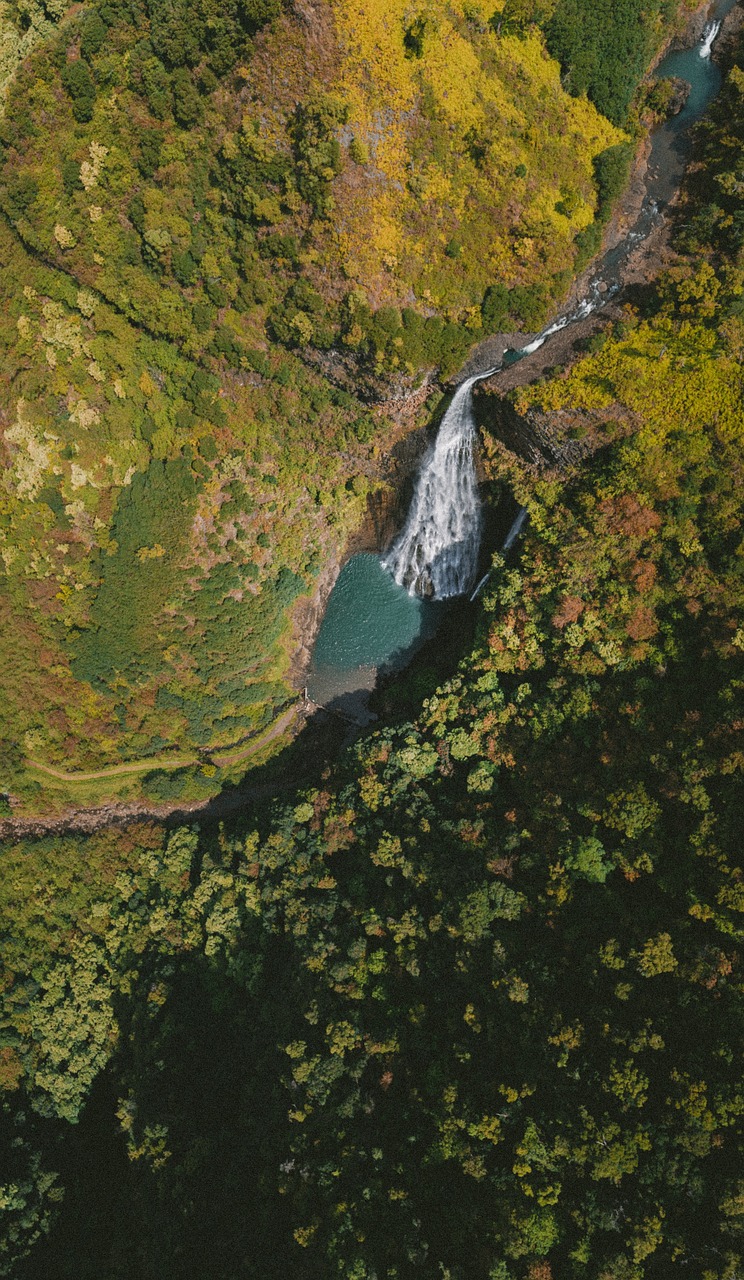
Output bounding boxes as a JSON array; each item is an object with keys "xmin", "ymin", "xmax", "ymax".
[
  {"xmin": 1, "ymin": 12, "xmax": 744, "ymax": 1274},
  {"xmin": 0, "ymin": 0, "xmax": 666, "ymax": 813}
]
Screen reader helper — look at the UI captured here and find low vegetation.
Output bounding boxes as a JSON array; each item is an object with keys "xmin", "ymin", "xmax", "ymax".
[
  {"xmin": 1, "ymin": 0, "xmax": 688, "ymax": 811},
  {"xmin": 1, "ymin": 22, "xmax": 743, "ymax": 1277}
]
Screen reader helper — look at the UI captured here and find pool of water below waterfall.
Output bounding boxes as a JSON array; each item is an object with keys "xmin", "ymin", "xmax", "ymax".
[
  {"xmin": 306, "ymin": 554, "xmax": 443, "ymax": 711},
  {"xmin": 306, "ymin": 0, "xmax": 739, "ymax": 712}
]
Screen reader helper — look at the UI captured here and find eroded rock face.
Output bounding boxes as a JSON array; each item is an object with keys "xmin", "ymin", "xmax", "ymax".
[
  {"xmin": 287, "ymin": 403, "xmax": 436, "ymax": 698},
  {"xmin": 303, "ymin": 345, "xmax": 432, "ymax": 406},
  {"xmin": 666, "ymin": 75, "xmax": 693, "ymax": 115},
  {"xmin": 471, "ymin": 391, "xmax": 550, "ymax": 468},
  {"xmin": 472, "ymin": 384, "xmax": 638, "ymax": 473},
  {"xmin": 351, "ymin": 421, "xmax": 435, "ymax": 555},
  {"xmin": 668, "ymin": 3, "xmax": 713, "ymax": 52}
]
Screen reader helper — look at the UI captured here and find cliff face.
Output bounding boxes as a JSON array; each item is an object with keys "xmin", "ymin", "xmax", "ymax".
[
  {"xmin": 472, "ymin": 382, "xmax": 638, "ymax": 473},
  {"xmin": 0, "ymin": 0, "xmax": 700, "ymax": 813}
]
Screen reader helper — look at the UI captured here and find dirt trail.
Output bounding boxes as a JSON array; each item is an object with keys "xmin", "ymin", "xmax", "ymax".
[
  {"xmin": 26, "ymin": 704, "xmax": 301, "ymax": 783},
  {"xmin": 0, "ymin": 706, "xmax": 304, "ymax": 842},
  {"xmin": 5, "ymin": 0, "xmax": 741, "ymax": 844},
  {"xmin": 28, "ymin": 755, "xmax": 196, "ymax": 782}
]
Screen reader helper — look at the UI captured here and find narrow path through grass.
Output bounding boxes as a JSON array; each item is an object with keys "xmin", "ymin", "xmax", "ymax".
[{"xmin": 27, "ymin": 704, "xmax": 301, "ymax": 782}]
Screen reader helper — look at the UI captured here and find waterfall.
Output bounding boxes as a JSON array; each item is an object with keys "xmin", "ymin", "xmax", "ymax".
[
  {"xmin": 382, "ymin": 295, "xmax": 606, "ymax": 600},
  {"xmin": 384, "ymin": 284, "xmax": 609, "ymax": 599},
  {"xmin": 501, "ymin": 505, "xmax": 529, "ymax": 552},
  {"xmin": 381, "ymin": 374, "xmax": 486, "ymax": 598},
  {"xmin": 380, "ymin": 0, "xmax": 729, "ymax": 605},
  {"xmin": 381, "ymin": 293, "xmax": 604, "ymax": 600},
  {"xmin": 469, "ymin": 507, "xmax": 529, "ymax": 601},
  {"xmin": 700, "ymin": 19, "xmax": 721, "ymax": 57}
]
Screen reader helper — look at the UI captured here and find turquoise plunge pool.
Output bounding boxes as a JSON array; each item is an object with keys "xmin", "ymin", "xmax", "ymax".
[{"xmin": 307, "ymin": 554, "xmax": 442, "ymax": 707}]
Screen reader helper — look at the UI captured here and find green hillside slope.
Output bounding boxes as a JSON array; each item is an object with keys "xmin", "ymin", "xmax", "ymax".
[
  {"xmin": 1, "ymin": 26, "xmax": 743, "ymax": 1278},
  {"xmin": 0, "ymin": 0, "xmax": 683, "ymax": 813}
]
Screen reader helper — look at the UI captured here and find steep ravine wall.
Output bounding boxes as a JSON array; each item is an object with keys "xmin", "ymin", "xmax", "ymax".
[
  {"xmin": 286, "ymin": 377, "xmax": 437, "ymax": 687},
  {"xmin": 472, "ymin": 387, "xmax": 639, "ymax": 475},
  {"xmin": 4, "ymin": 0, "xmax": 737, "ymax": 838},
  {"xmin": 287, "ymin": 0, "xmax": 744, "ymax": 696}
]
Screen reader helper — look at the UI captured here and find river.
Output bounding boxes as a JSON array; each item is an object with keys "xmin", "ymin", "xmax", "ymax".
[{"xmin": 307, "ymin": 0, "xmax": 738, "ymax": 715}]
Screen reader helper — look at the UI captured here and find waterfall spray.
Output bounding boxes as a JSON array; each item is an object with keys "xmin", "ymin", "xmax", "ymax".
[
  {"xmin": 700, "ymin": 20, "xmax": 721, "ymax": 57},
  {"xmin": 382, "ymin": 295, "xmax": 605, "ymax": 600},
  {"xmin": 469, "ymin": 507, "xmax": 529, "ymax": 602},
  {"xmin": 380, "ymin": 0, "xmax": 738, "ymax": 609},
  {"xmin": 382, "ymin": 374, "xmax": 485, "ymax": 598},
  {"xmin": 380, "ymin": 285, "xmax": 613, "ymax": 603}
]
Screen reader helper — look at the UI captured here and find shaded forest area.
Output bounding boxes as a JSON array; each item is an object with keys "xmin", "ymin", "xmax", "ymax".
[{"xmin": 2, "ymin": 11, "xmax": 743, "ymax": 1276}]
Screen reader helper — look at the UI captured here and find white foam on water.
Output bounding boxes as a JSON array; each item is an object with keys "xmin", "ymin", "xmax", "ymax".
[
  {"xmin": 382, "ymin": 296, "xmax": 604, "ymax": 599},
  {"xmin": 381, "ymin": 4, "xmax": 728, "ymax": 603},
  {"xmin": 382, "ymin": 373, "xmax": 487, "ymax": 598}
]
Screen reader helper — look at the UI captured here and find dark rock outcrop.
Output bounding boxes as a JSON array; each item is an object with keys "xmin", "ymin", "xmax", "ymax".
[{"xmin": 472, "ymin": 385, "xmax": 639, "ymax": 473}]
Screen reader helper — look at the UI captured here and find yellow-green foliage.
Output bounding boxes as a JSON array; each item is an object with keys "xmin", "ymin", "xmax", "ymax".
[
  {"xmin": 0, "ymin": 0, "xmax": 66, "ymax": 101},
  {"xmin": 258, "ymin": 0, "xmax": 624, "ymax": 313},
  {"xmin": 516, "ymin": 311, "xmax": 744, "ymax": 453},
  {"xmin": 0, "ymin": 0, "xmax": 659, "ymax": 813},
  {"xmin": 0, "ymin": 220, "xmax": 373, "ymax": 803},
  {"xmin": 496, "ymin": 278, "xmax": 744, "ymax": 683}
]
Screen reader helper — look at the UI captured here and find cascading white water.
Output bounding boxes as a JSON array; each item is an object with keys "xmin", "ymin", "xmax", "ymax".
[
  {"xmin": 382, "ymin": 295, "xmax": 601, "ymax": 601},
  {"xmin": 700, "ymin": 20, "xmax": 721, "ymax": 57},
  {"xmin": 382, "ymin": 374, "xmax": 486, "ymax": 598},
  {"xmin": 469, "ymin": 506, "xmax": 529, "ymax": 601},
  {"xmin": 382, "ymin": 2, "xmax": 727, "ymax": 603},
  {"xmin": 501, "ymin": 505, "xmax": 529, "ymax": 552}
]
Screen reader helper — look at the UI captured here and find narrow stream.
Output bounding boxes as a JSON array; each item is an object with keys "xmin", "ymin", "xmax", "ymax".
[{"xmin": 307, "ymin": 2, "xmax": 736, "ymax": 714}]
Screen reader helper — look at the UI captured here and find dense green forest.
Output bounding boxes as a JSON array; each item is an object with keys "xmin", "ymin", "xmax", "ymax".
[
  {"xmin": 0, "ymin": 0, "xmax": 694, "ymax": 812},
  {"xmin": 2, "ymin": 5, "xmax": 743, "ymax": 1273}
]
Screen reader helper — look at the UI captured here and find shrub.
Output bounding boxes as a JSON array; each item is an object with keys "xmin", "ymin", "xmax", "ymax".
[
  {"xmin": 171, "ymin": 68, "xmax": 203, "ymax": 127},
  {"xmin": 61, "ymin": 60, "xmax": 96, "ymax": 122},
  {"xmin": 138, "ymin": 127, "xmax": 164, "ymax": 178},
  {"xmin": 80, "ymin": 13, "xmax": 108, "ymax": 61},
  {"xmin": 141, "ymin": 768, "xmax": 187, "ymax": 801},
  {"xmin": 61, "ymin": 158, "xmax": 82, "ymax": 195},
  {"xmin": 403, "ymin": 17, "xmax": 426, "ymax": 57},
  {"xmin": 348, "ymin": 137, "xmax": 369, "ymax": 165},
  {"xmin": 482, "ymin": 283, "xmax": 510, "ymax": 333}
]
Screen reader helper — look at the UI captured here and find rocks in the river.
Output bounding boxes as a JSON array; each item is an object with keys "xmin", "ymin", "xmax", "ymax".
[
  {"xmin": 667, "ymin": 75, "xmax": 692, "ymax": 114},
  {"xmin": 644, "ymin": 75, "xmax": 691, "ymax": 120}
]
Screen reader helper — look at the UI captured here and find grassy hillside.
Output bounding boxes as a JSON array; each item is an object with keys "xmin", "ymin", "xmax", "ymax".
[
  {"xmin": 1, "ymin": 18, "xmax": 743, "ymax": 1280},
  {"xmin": 0, "ymin": 0, "xmax": 671, "ymax": 813}
]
